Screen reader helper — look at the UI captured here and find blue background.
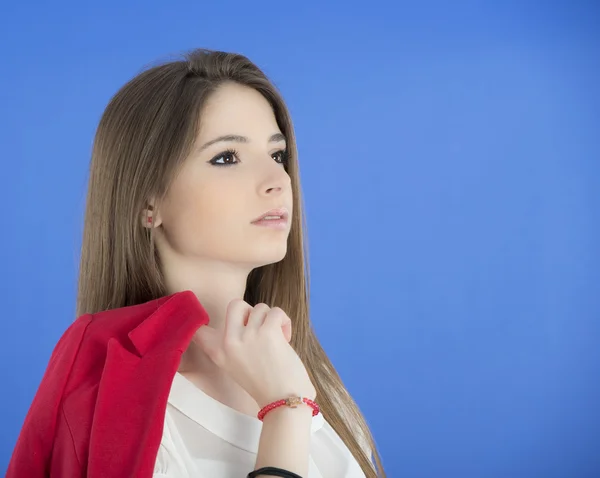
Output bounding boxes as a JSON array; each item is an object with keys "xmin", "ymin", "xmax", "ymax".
[{"xmin": 1, "ymin": 1, "xmax": 599, "ymax": 476}]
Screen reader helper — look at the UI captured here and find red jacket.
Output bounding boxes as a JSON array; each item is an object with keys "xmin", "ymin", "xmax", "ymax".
[{"xmin": 7, "ymin": 290, "xmax": 209, "ymax": 478}]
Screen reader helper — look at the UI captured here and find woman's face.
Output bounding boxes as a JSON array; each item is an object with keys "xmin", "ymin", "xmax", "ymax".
[{"xmin": 152, "ymin": 82, "xmax": 293, "ymax": 270}]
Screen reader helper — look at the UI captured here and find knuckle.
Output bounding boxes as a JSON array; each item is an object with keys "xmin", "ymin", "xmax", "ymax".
[
  {"xmin": 265, "ymin": 307, "xmax": 289, "ymax": 324},
  {"xmin": 228, "ymin": 298, "xmax": 249, "ymax": 314}
]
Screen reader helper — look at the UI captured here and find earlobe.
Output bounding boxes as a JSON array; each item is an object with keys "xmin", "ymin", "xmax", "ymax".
[{"xmin": 142, "ymin": 204, "xmax": 161, "ymax": 228}]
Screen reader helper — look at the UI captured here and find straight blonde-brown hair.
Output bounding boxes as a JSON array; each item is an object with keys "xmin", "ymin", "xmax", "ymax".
[{"xmin": 77, "ymin": 48, "xmax": 385, "ymax": 477}]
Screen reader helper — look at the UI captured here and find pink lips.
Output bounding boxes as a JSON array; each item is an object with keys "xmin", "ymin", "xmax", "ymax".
[{"xmin": 251, "ymin": 207, "xmax": 289, "ymax": 229}]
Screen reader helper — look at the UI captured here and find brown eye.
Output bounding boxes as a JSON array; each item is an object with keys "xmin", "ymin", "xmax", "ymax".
[
  {"xmin": 209, "ymin": 150, "xmax": 239, "ymax": 166},
  {"xmin": 272, "ymin": 150, "xmax": 288, "ymax": 164}
]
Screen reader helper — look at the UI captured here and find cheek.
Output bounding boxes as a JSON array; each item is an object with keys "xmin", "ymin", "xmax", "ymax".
[{"xmin": 163, "ymin": 174, "xmax": 249, "ymax": 252}]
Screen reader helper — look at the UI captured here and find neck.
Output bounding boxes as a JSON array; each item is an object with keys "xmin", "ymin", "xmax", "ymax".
[{"xmin": 161, "ymin": 256, "xmax": 261, "ymax": 416}]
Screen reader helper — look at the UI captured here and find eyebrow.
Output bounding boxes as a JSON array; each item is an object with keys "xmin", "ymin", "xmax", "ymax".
[{"xmin": 197, "ymin": 133, "xmax": 286, "ymax": 153}]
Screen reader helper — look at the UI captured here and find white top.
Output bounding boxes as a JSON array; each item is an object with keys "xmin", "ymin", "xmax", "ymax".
[{"xmin": 153, "ymin": 372, "xmax": 367, "ymax": 478}]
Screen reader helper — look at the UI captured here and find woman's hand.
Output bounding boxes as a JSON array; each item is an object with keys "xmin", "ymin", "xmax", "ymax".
[{"xmin": 193, "ymin": 299, "xmax": 316, "ymax": 408}]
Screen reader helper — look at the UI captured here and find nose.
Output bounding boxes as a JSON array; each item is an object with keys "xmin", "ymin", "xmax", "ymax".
[{"xmin": 258, "ymin": 162, "xmax": 291, "ymax": 197}]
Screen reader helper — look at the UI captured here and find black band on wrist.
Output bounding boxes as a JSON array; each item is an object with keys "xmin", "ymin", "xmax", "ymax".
[{"xmin": 247, "ymin": 466, "xmax": 303, "ymax": 478}]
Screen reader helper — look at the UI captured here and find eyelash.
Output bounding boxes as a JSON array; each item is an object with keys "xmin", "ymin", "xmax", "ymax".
[{"xmin": 208, "ymin": 148, "xmax": 289, "ymax": 167}]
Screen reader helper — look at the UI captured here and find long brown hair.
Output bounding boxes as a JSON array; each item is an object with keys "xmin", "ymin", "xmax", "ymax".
[{"xmin": 77, "ymin": 48, "xmax": 385, "ymax": 477}]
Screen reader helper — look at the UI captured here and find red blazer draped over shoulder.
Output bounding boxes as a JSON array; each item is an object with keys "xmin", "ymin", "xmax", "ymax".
[{"xmin": 7, "ymin": 290, "xmax": 209, "ymax": 478}]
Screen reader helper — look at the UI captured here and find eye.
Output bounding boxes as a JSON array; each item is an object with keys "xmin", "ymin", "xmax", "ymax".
[
  {"xmin": 209, "ymin": 149, "xmax": 239, "ymax": 166},
  {"xmin": 272, "ymin": 149, "xmax": 289, "ymax": 165}
]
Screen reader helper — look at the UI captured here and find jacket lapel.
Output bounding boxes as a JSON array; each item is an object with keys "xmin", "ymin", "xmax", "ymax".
[{"xmin": 87, "ymin": 291, "xmax": 210, "ymax": 478}]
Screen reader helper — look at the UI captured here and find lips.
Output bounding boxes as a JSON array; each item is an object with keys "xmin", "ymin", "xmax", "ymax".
[{"xmin": 251, "ymin": 207, "xmax": 290, "ymax": 224}]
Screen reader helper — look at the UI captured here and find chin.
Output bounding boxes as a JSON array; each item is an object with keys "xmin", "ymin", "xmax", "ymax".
[{"xmin": 251, "ymin": 246, "xmax": 288, "ymax": 268}]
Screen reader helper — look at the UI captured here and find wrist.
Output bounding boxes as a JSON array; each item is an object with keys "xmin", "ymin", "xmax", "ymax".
[
  {"xmin": 258, "ymin": 396, "xmax": 319, "ymax": 421},
  {"xmin": 260, "ymin": 402, "xmax": 313, "ymax": 423},
  {"xmin": 256, "ymin": 389, "xmax": 315, "ymax": 409}
]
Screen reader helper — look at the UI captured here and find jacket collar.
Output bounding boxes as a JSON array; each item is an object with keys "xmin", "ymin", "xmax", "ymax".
[
  {"xmin": 128, "ymin": 290, "xmax": 210, "ymax": 356},
  {"xmin": 87, "ymin": 290, "xmax": 210, "ymax": 477}
]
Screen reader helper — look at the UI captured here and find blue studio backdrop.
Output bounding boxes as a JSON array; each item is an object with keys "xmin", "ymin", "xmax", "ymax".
[{"xmin": 1, "ymin": 1, "xmax": 599, "ymax": 477}]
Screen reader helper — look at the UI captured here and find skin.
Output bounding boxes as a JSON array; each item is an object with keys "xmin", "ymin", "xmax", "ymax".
[{"xmin": 148, "ymin": 81, "xmax": 293, "ymax": 411}]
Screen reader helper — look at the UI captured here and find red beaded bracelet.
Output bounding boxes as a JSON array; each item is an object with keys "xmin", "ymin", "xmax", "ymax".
[{"xmin": 257, "ymin": 396, "xmax": 320, "ymax": 421}]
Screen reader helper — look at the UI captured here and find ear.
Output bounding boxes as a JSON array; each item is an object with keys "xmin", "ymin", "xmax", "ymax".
[{"xmin": 141, "ymin": 204, "xmax": 163, "ymax": 228}]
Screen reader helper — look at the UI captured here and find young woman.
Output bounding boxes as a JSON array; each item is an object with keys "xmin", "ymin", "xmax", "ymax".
[{"xmin": 7, "ymin": 48, "xmax": 386, "ymax": 478}]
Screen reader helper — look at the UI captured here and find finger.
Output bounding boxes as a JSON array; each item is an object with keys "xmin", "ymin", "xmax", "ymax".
[
  {"xmin": 281, "ymin": 316, "xmax": 292, "ymax": 343},
  {"xmin": 225, "ymin": 299, "xmax": 252, "ymax": 341},
  {"xmin": 246, "ymin": 303, "xmax": 270, "ymax": 332},
  {"xmin": 263, "ymin": 307, "xmax": 292, "ymax": 342}
]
